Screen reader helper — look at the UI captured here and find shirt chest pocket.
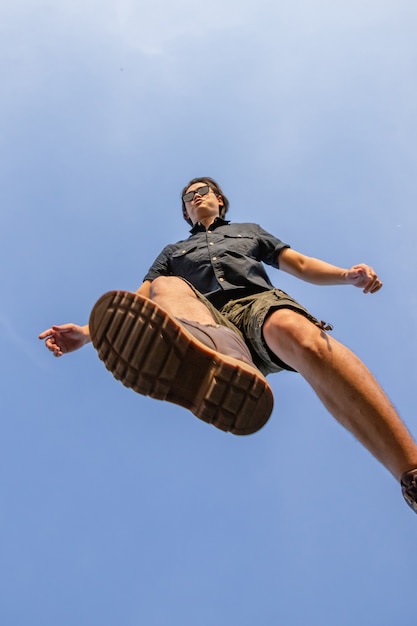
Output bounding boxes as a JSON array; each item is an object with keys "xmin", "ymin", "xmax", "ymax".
[
  {"xmin": 222, "ymin": 234, "xmax": 258, "ymax": 258},
  {"xmin": 170, "ymin": 244, "xmax": 197, "ymax": 259},
  {"xmin": 169, "ymin": 244, "xmax": 208, "ymax": 275}
]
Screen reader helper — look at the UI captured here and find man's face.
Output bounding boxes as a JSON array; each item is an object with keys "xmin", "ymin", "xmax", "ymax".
[{"xmin": 183, "ymin": 182, "xmax": 224, "ymax": 225}]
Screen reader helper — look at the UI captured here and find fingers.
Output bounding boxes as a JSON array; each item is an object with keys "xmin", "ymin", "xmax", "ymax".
[
  {"xmin": 363, "ymin": 280, "xmax": 383, "ymax": 294},
  {"xmin": 38, "ymin": 328, "xmax": 54, "ymax": 340},
  {"xmin": 43, "ymin": 335, "xmax": 63, "ymax": 357},
  {"xmin": 360, "ymin": 267, "xmax": 381, "ymax": 294},
  {"xmin": 351, "ymin": 264, "xmax": 383, "ymax": 294},
  {"xmin": 38, "ymin": 324, "xmax": 73, "ymax": 340},
  {"xmin": 39, "ymin": 324, "xmax": 73, "ymax": 357},
  {"xmin": 364, "ymin": 276, "xmax": 383, "ymax": 294},
  {"xmin": 52, "ymin": 324, "xmax": 75, "ymax": 332}
]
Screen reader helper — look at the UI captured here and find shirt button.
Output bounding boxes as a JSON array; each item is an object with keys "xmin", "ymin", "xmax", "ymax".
[
  {"xmin": 219, "ymin": 277, "xmax": 225, "ymax": 282},
  {"xmin": 209, "ymin": 242, "xmax": 214, "ymax": 246},
  {"xmin": 212, "ymin": 256, "xmax": 217, "ymax": 261}
]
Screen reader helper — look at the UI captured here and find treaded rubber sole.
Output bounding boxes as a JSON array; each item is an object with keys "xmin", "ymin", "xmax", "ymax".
[{"xmin": 89, "ymin": 290, "xmax": 274, "ymax": 435}]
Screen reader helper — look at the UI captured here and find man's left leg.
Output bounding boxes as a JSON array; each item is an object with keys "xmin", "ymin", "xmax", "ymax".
[{"xmin": 263, "ymin": 308, "xmax": 417, "ymax": 511}]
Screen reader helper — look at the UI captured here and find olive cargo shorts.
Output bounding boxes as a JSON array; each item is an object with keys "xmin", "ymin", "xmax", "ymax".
[{"xmin": 186, "ymin": 284, "xmax": 331, "ymax": 376}]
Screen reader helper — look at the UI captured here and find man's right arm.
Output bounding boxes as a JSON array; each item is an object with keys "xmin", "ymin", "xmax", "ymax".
[
  {"xmin": 39, "ymin": 281, "xmax": 153, "ymax": 357},
  {"xmin": 38, "ymin": 323, "xmax": 91, "ymax": 357}
]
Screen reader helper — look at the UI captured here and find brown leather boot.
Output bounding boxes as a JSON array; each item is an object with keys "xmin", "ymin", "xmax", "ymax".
[
  {"xmin": 174, "ymin": 318, "xmax": 255, "ymax": 366},
  {"xmin": 89, "ymin": 290, "xmax": 274, "ymax": 435},
  {"xmin": 401, "ymin": 469, "xmax": 417, "ymax": 514}
]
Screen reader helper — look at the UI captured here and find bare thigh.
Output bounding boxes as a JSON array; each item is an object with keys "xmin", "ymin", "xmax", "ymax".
[{"xmin": 149, "ymin": 276, "xmax": 217, "ymax": 325}]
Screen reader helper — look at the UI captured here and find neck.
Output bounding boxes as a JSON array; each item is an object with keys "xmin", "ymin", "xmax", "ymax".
[{"xmin": 195, "ymin": 216, "xmax": 217, "ymax": 229}]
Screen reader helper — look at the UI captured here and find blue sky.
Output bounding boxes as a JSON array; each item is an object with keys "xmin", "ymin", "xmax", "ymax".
[{"xmin": 1, "ymin": 1, "xmax": 417, "ymax": 624}]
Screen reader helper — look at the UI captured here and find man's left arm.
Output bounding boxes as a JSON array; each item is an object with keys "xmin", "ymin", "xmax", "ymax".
[{"xmin": 278, "ymin": 248, "xmax": 383, "ymax": 294}]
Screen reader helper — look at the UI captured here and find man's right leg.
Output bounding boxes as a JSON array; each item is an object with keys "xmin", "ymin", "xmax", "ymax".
[
  {"xmin": 149, "ymin": 276, "xmax": 257, "ymax": 365},
  {"xmin": 89, "ymin": 278, "xmax": 274, "ymax": 435},
  {"xmin": 150, "ymin": 276, "xmax": 218, "ymax": 325}
]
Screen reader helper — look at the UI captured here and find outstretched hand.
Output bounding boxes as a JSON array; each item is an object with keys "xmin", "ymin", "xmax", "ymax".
[
  {"xmin": 39, "ymin": 323, "xmax": 91, "ymax": 357},
  {"xmin": 345, "ymin": 264, "xmax": 383, "ymax": 294}
]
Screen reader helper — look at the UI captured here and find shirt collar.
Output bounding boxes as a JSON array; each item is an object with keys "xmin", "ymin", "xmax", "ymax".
[{"xmin": 189, "ymin": 217, "xmax": 230, "ymax": 234}]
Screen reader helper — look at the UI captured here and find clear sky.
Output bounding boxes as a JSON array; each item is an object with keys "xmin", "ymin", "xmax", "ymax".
[{"xmin": 1, "ymin": 1, "xmax": 417, "ymax": 625}]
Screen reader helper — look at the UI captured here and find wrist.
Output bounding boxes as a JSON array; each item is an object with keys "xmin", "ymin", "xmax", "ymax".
[
  {"xmin": 340, "ymin": 269, "xmax": 350, "ymax": 284},
  {"xmin": 82, "ymin": 324, "xmax": 92, "ymax": 344}
]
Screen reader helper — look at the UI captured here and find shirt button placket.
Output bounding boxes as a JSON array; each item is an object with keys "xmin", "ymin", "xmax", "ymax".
[{"xmin": 207, "ymin": 231, "xmax": 224, "ymax": 285}]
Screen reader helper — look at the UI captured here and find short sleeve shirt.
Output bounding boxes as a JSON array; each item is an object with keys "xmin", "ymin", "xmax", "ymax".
[{"xmin": 143, "ymin": 218, "xmax": 290, "ymax": 308}]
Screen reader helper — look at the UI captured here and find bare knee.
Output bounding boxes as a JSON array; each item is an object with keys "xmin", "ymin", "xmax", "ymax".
[
  {"xmin": 150, "ymin": 276, "xmax": 195, "ymax": 300},
  {"xmin": 263, "ymin": 309, "xmax": 330, "ymax": 367}
]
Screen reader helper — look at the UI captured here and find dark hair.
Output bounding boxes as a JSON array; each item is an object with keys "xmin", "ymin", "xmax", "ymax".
[{"xmin": 181, "ymin": 176, "xmax": 230, "ymax": 226}]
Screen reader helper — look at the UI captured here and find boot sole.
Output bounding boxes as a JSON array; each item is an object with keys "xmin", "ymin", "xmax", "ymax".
[{"xmin": 89, "ymin": 290, "xmax": 274, "ymax": 435}]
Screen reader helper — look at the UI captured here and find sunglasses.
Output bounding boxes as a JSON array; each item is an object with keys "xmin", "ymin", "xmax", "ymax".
[{"xmin": 182, "ymin": 185, "xmax": 211, "ymax": 203}]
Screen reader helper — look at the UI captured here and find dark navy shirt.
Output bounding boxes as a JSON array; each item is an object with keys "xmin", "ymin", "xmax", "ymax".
[{"xmin": 143, "ymin": 218, "xmax": 290, "ymax": 308}]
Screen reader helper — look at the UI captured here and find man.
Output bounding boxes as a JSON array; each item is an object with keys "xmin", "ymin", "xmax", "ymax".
[{"xmin": 39, "ymin": 176, "xmax": 417, "ymax": 514}]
